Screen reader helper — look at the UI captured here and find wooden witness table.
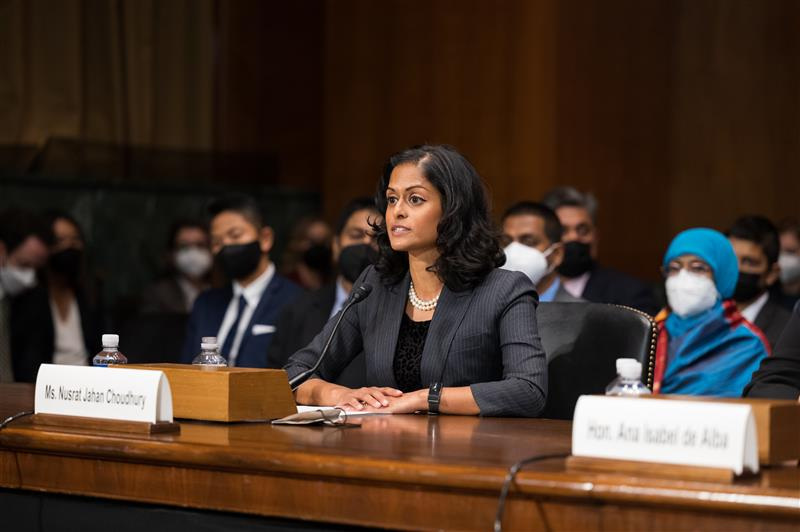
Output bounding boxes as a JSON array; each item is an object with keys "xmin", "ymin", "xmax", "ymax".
[{"xmin": 1, "ymin": 384, "xmax": 798, "ymax": 531}]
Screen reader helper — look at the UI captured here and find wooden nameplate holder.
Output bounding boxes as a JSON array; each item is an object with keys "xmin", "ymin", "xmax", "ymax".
[
  {"xmin": 30, "ymin": 413, "xmax": 180, "ymax": 435},
  {"xmin": 566, "ymin": 455, "xmax": 739, "ymax": 483},
  {"xmin": 120, "ymin": 364, "xmax": 297, "ymax": 422}
]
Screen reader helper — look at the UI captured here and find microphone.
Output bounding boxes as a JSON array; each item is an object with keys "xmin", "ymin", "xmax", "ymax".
[{"xmin": 288, "ymin": 284, "xmax": 373, "ymax": 390}]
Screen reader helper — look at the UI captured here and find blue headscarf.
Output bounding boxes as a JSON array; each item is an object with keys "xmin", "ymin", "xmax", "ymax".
[
  {"xmin": 662, "ymin": 227, "xmax": 739, "ymax": 299},
  {"xmin": 657, "ymin": 228, "xmax": 768, "ymax": 397}
]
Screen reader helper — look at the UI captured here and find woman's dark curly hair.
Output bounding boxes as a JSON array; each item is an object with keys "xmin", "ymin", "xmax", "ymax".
[{"xmin": 371, "ymin": 145, "xmax": 504, "ymax": 291}]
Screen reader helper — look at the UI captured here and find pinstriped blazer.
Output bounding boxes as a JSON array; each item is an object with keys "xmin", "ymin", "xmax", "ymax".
[{"xmin": 284, "ymin": 265, "xmax": 547, "ymax": 417}]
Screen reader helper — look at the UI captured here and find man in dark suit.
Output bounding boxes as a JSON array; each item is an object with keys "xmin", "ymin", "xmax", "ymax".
[
  {"xmin": 728, "ymin": 215, "xmax": 791, "ymax": 350},
  {"xmin": 744, "ymin": 301, "xmax": 800, "ymax": 400},
  {"xmin": 500, "ymin": 201, "xmax": 583, "ymax": 302},
  {"xmin": 181, "ymin": 196, "xmax": 300, "ymax": 367},
  {"xmin": 542, "ymin": 187, "xmax": 657, "ymax": 314},
  {"xmin": 267, "ymin": 197, "xmax": 378, "ymax": 386}
]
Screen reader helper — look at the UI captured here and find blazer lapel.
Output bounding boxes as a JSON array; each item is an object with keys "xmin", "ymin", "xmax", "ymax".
[
  {"xmin": 371, "ymin": 273, "xmax": 409, "ymax": 387},
  {"xmin": 420, "ymin": 285, "xmax": 475, "ymax": 386}
]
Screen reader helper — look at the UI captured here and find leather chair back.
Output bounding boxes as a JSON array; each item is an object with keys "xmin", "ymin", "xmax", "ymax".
[{"xmin": 537, "ymin": 302, "xmax": 656, "ymax": 420}]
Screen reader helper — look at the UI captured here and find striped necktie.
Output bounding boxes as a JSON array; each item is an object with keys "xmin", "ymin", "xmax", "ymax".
[{"xmin": 220, "ymin": 294, "xmax": 247, "ymax": 361}]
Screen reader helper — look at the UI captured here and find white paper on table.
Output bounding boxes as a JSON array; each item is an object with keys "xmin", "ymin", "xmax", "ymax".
[
  {"xmin": 296, "ymin": 405, "xmax": 388, "ymax": 416},
  {"xmin": 271, "ymin": 405, "xmax": 390, "ymax": 425}
]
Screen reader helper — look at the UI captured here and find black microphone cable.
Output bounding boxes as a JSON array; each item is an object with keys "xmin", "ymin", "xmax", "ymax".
[
  {"xmin": 0, "ymin": 410, "xmax": 34, "ymax": 431},
  {"xmin": 493, "ymin": 451, "xmax": 570, "ymax": 532}
]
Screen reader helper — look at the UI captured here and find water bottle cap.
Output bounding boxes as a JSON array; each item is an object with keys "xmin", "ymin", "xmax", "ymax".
[
  {"xmin": 102, "ymin": 334, "xmax": 119, "ymax": 347},
  {"xmin": 201, "ymin": 336, "xmax": 218, "ymax": 350},
  {"xmin": 616, "ymin": 358, "xmax": 642, "ymax": 379}
]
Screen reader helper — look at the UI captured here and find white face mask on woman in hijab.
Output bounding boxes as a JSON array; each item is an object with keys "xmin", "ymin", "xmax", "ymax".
[
  {"xmin": 501, "ymin": 241, "xmax": 558, "ymax": 286},
  {"xmin": 665, "ymin": 269, "xmax": 719, "ymax": 318}
]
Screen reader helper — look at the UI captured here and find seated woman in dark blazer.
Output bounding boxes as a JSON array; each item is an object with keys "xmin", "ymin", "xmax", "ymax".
[{"xmin": 286, "ymin": 145, "xmax": 547, "ymax": 417}]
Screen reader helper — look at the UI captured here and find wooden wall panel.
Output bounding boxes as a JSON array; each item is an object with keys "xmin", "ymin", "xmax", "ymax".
[
  {"xmin": 319, "ymin": 0, "xmax": 798, "ymax": 281},
  {"xmin": 555, "ymin": 0, "xmax": 675, "ymax": 279},
  {"xmin": 321, "ymin": 0, "xmax": 558, "ymax": 222},
  {"xmin": 668, "ymin": 0, "xmax": 800, "ymax": 233},
  {"xmin": 216, "ymin": 0, "xmax": 324, "ymax": 188}
]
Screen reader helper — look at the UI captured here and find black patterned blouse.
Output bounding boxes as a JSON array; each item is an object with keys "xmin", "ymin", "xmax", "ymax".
[{"xmin": 392, "ymin": 313, "xmax": 431, "ymax": 392}]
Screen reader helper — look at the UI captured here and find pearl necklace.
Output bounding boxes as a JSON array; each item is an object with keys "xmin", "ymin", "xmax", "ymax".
[{"xmin": 408, "ymin": 280, "xmax": 440, "ymax": 311}]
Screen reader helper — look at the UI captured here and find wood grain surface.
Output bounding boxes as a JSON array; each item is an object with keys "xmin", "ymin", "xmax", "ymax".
[{"xmin": 1, "ymin": 384, "xmax": 798, "ymax": 531}]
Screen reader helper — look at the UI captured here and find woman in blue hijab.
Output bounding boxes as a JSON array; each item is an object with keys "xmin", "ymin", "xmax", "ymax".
[{"xmin": 653, "ymin": 228, "xmax": 770, "ymax": 397}]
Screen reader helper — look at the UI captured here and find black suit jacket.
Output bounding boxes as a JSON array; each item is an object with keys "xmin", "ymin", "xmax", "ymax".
[
  {"xmin": 10, "ymin": 283, "xmax": 103, "ymax": 383},
  {"xmin": 285, "ymin": 266, "xmax": 548, "ymax": 417},
  {"xmin": 753, "ymin": 296, "xmax": 792, "ymax": 350},
  {"xmin": 581, "ymin": 265, "xmax": 658, "ymax": 315},
  {"xmin": 267, "ymin": 283, "xmax": 366, "ymax": 388},
  {"xmin": 744, "ymin": 302, "xmax": 800, "ymax": 399}
]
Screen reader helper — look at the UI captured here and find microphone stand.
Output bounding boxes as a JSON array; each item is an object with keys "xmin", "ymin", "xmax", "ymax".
[{"xmin": 288, "ymin": 284, "xmax": 371, "ymax": 391}]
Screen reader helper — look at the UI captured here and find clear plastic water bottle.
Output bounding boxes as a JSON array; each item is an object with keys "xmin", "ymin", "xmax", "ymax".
[
  {"xmin": 605, "ymin": 358, "xmax": 651, "ymax": 396},
  {"xmin": 192, "ymin": 336, "xmax": 227, "ymax": 366},
  {"xmin": 92, "ymin": 334, "xmax": 128, "ymax": 366}
]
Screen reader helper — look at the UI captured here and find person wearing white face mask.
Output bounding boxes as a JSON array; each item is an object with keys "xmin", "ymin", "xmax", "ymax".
[
  {"xmin": 776, "ymin": 218, "xmax": 800, "ymax": 310},
  {"xmin": 500, "ymin": 202, "xmax": 583, "ymax": 302},
  {"xmin": 140, "ymin": 220, "xmax": 212, "ymax": 314},
  {"xmin": 0, "ymin": 209, "xmax": 51, "ymax": 382},
  {"xmin": 652, "ymin": 228, "xmax": 770, "ymax": 397}
]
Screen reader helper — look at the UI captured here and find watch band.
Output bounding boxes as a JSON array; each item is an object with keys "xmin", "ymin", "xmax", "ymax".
[{"xmin": 428, "ymin": 382, "xmax": 443, "ymax": 414}]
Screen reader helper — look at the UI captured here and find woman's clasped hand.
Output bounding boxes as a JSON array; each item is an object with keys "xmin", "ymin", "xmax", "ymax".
[{"xmin": 331, "ymin": 385, "xmax": 429, "ymax": 414}]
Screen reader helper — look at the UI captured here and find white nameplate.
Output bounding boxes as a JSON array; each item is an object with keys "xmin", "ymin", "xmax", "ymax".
[
  {"xmin": 35, "ymin": 364, "xmax": 173, "ymax": 423},
  {"xmin": 572, "ymin": 396, "xmax": 758, "ymax": 475}
]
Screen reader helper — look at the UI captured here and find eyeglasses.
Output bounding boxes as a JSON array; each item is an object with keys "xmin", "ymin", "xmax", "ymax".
[{"xmin": 663, "ymin": 261, "xmax": 712, "ymax": 277}]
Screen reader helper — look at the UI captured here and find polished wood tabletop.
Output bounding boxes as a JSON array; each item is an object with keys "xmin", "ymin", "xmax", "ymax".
[{"xmin": 1, "ymin": 383, "xmax": 798, "ymax": 530}]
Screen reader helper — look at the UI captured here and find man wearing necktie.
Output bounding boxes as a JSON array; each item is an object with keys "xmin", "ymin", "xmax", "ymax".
[{"xmin": 181, "ymin": 196, "xmax": 301, "ymax": 367}]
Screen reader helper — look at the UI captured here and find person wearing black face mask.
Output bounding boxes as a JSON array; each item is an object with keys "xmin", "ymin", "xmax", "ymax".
[
  {"xmin": 542, "ymin": 186, "xmax": 658, "ymax": 315},
  {"xmin": 180, "ymin": 195, "xmax": 301, "ymax": 368},
  {"xmin": 728, "ymin": 215, "xmax": 791, "ymax": 350},
  {"xmin": 9, "ymin": 211, "xmax": 104, "ymax": 382},
  {"xmin": 267, "ymin": 197, "xmax": 379, "ymax": 387}
]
